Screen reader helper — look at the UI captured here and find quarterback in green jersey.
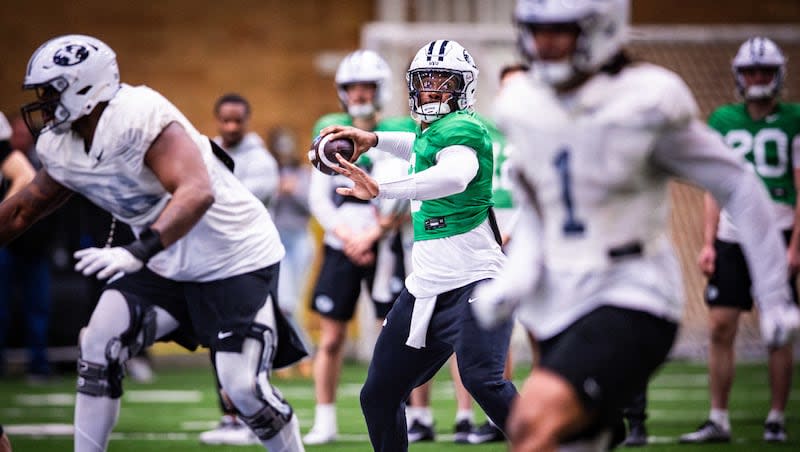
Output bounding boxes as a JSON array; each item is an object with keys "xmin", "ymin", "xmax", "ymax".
[
  {"xmin": 320, "ymin": 40, "xmax": 517, "ymax": 452},
  {"xmin": 304, "ymin": 49, "xmax": 417, "ymax": 446},
  {"xmin": 681, "ymin": 37, "xmax": 800, "ymax": 444}
]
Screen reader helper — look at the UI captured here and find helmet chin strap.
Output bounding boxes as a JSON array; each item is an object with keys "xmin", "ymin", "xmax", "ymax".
[
  {"xmin": 415, "ymin": 101, "xmax": 451, "ymax": 123},
  {"xmin": 348, "ymin": 103, "xmax": 376, "ymax": 119},
  {"xmin": 744, "ymin": 84, "xmax": 776, "ymax": 101},
  {"xmin": 533, "ymin": 60, "xmax": 576, "ymax": 87}
]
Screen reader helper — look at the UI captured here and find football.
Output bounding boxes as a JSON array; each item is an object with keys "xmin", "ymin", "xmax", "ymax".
[{"xmin": 308, "ymin": 135, "xmax": 356, "ymax": 175}]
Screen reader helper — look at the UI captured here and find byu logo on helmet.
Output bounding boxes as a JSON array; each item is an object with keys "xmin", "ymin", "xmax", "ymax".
[{"xmin": 53, "ymin": 45, "xmax": 90, "ymax": 66}]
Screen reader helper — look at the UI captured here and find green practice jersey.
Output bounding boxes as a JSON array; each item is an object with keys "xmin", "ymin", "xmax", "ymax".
[
  {"xmin": 708, "ymin": 102, "xmax": 800, "ymax": 207},
  {"xmin": 476, "ymin": 114, "xmax": 513, "ymax": 209},
  {"xmin": 410, "ymin": 110, "xmax": 494, "ymax": 241}
]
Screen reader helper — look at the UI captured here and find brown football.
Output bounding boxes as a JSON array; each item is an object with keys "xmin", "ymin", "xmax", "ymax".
[{"xmin": 308, "ymin": 135, "xmax": 356, "ymax": 175}]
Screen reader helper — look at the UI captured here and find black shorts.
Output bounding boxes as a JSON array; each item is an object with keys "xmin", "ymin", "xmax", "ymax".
[
  {"xmin": 108, "ymin": 264, "xmax": 307, "ymax": 367},
  {"xmin": 538, "ymin": 306, "xmax": 677, "ymax": 426},
  {"xmin": 311, "ymin": 245, "xmax": 388, "ymax": 321},
  {"xmin": 106, "ymin": 267, "xmax": 197, "ymax": 351},
  {"xmin": 706, "ymin": 230, "xmax": 799, "ymax": 310}
]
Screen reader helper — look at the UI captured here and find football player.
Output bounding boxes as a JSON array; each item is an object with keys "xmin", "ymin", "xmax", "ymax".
[
  {"xmin": 471, "ymin": 1, "xmax": 800, "ymax": 450},
  {"xmin": 320, "ymin": 39, "xmax": 518, "ymax": 452},
  {"xmin": 680, "ymin": 36, "xmax": 800, "ymax": 444},
  {"xmin": 303, "ymin": 49, "xmax": 417, "ymax": 445},
  {"xmin": 199, "ymin": 93, "xmax": 281, "ymax": 446},
  {"xmin": 1, "ymin": 35, "xmax": 307, "ymax": 452}
]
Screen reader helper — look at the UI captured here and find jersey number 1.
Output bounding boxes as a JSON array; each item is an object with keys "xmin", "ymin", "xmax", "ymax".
[{"xmin": 553, "ymin": 148, "xmax": 585, "ymax": 236}]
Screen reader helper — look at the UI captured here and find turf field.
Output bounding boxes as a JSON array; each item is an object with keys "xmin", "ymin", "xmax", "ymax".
[{"xmin": 1, "ymin": 359, "xmax": 798, "ymax": 451}]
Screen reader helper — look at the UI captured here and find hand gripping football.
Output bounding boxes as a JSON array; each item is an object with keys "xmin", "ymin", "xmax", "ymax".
[{"xmin": 308, "ymin": 134, "xmax": 356, "ymax": 175}]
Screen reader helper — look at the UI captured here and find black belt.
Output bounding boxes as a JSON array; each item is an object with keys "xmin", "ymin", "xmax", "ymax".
[{"xmin": 607, "ymin": 241, "xmax": 643, "ymax": 259}]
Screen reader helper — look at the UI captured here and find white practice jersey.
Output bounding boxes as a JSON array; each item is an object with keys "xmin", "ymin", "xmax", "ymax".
[
  {"xmin": 495, "ymin": 63, "xmax": 790, "ymax": 339},
  {"xmin": 213, "ymin": 132, "xmax": 279, "ymax": 206},
  {"xmin": 36, "ymin": 84, "xmax": 284, "ymax": 282}
]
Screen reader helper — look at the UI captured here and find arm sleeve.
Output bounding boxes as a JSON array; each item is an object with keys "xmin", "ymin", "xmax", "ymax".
[
  {"xmin": 376, "ymin": 145, "xmax": 478, "ymax": 200},
  {"xmin": 374, "ymin": 131, "xmax": 416, "ymax": 161},
  {"xmin": 652, "ymin": 119, "xmax": 791, "ymax": 311},
  {"xmin": 308, "ymin": 169, "xmax": 339, "ymax": 231}
]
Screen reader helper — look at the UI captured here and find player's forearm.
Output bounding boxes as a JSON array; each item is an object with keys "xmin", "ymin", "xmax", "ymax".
[
  {"xmin": 702, "ymin": 192, "xmax": 720, "ymax": 246},
  {"xmin": 150, "ymin": 184, "xmax": 214, "ymax": 247},
  {"xmin": 374, "ymin": 132, "xmax": 415, "ymax": 161},
  {"xmin": 377, "ymin": 146, "xmax": 478, "ymax": 200}
]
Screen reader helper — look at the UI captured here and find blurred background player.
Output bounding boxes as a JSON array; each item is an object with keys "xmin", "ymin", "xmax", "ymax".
[
  {"xmin": 303, "ymin": 49, "xmax": 417, "ymax": 445},
  {"xmin": 266, "ymin": 125, "xmax": 314, "ymax": 377},
  {"xmin": 0, "ymin": 111, "xmax": 44, "ymax": 380},
  {"xmin": 477, "ymin": 1, "xmax": 800, "ymax": 450},
  {"xmin": 680, "ymin": 36, "xmax": 800, "ymax": 445},
  {"xmin": 0, "ymin": 424, "xmax": 11, "ymax": 452},
  {"xmin": 199, "ymin": 93, "xmax": 281, "ymax": 446},
  {"xmin": 322, "ymin": 38, "xmax": 518, "ymax": 452}
]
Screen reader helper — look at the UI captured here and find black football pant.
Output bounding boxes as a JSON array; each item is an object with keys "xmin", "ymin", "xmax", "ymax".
[{"xmin": 360, "ymin": 280, "xmax": 517, "ymax": 452}]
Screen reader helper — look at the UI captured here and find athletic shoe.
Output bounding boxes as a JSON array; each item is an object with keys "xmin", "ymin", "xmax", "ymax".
[
  {"xmin": 126, "ymin": 357, "xmax": 155, "ymax": 383},
  {"xmin": 407, "ymin": 420, "xmax": 435, "ymax": 443},
  {"xmin": 453, "ymin": 419, "xmax": 474, "ymax": 444},
  {"xmin": 468, "ymin": 421, "xmax": 505, "ymax": 444},
  {"xmin": 679, "ymin": 420, "xmax": 731, "ymax": 443},
  {"xmin": 764, "ymin": 421, "xmax": 787, "ymax": 442},
  {"xmin": 199, "ymin": 415, "xmax": 259, "ymax": 445},
  {"xmin": 623, "ymin": 421, "xmax": 648, "ymax": 447},
  {"xmin": 302, "ymin": 426, "xmax": 337, "ymax": 445}
]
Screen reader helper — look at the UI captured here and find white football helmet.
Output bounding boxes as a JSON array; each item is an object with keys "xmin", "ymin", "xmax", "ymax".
[
  {"xmin": 21, "ymin": 34, "xmax": 120, "ymax": 135},
  {"xmin": 732, "ymin": 37, "xmax": 786, "ymax": 101},
  {"xmin": 515, "ymin": 0, "xmax": 629, "ymax": 86},
  {"xmin": 406, "ymin": 39, "xmax": 478, "ymax": 123},
  {"xmin": 335, "ymin": 50, "xmax": 392, "ymax": 119}
]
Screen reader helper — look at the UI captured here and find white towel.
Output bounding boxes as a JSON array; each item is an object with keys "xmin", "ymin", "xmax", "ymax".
[{"xmin": 405, "ymin": 295, "xmax": 437, "ymax": 349}]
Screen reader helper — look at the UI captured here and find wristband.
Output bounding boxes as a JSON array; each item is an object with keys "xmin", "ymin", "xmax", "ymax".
[{"xmin": 122, "ymin": 228, "xmax": 164, "ymax": 262}]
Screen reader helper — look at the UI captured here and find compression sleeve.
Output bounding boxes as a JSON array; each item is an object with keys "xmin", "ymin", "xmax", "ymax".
[
  {"xmin": 374, "ymin": 131, "xmax": 415, "ymax": 161},
  {"xmin": 652, "ymin": 119, "xmax": 791, "ymax": 311},
  {"xmin": 376, "ymin": 145, "xmax": 478, "ymax": 200}
]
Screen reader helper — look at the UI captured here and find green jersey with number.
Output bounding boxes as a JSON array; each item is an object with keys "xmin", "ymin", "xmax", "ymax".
[
  {"xmin": 708, "ymin": 102, "xmax": 800, "ymax": 207},
  {"xmin": 410, "ymin": 110, "xmax": 494, "ymax": 241}
]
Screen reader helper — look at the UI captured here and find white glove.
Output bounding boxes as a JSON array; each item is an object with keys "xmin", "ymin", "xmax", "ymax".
[
  {"xmin": 470, "ymin": 279, "xmax": 519, "ymax": 330},
  {"xmin": 759, "ymin": 302, "xmax": 800, "ymax": 348},
  {"xmin": 74, "ymin": 247, "xmax": 143, "ymax": 280}
]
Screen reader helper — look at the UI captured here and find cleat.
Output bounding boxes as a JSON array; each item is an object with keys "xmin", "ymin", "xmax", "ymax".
[
  {"xmin": 468, "ymin": 421, "xmax": 505, "ymax": 444},
  {"xmin": 623, "ymin": 421, "xmax": 648, "ymax": 447},
  {"xmin": 679, "ymin": 420, "xmax": 731, "ymax": 443},
  {"xmin": 764, "ymin": 421, "xmax": 787, "ymax": 442},
  {"xmin": 453, "ymin": 419, "xmax": 474, "ymax": 444},
  {"xmin": 302, "ymin": 426, "xmax": 337, "ymax": 445},
  {"xmin": 199, "ymin": 415, "xmax": 259, "ymax": 445},
  {"xmin": 407, "ymin": 419, "xmax": 435, "ymax": 443}
]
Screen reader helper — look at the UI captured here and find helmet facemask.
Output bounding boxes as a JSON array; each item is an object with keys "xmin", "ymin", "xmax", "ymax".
[
  {"xmin": 21, "ymin": 77, "xmax": 72, "ymax": 136},
  {"xmin": 408, "ymin": 69, "xmax": 469, "ymax": 123},
  {"xmin": 735, "ymin": 65, "xmax": 783, "ymax": 101}
]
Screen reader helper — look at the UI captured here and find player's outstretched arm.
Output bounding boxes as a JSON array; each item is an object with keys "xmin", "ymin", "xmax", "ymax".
[
  {"xmin": 145, "ymin": 121, "xmax": 215, "ymax": 247},
  {"xmin": 0, "ymin": 168, "xmax": 73, "ymax": 246}
]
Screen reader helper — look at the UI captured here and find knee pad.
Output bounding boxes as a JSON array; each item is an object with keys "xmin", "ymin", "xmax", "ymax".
[
  {"xmin": 76, "ymin": 357, "xmax": 124, "ymax": 399},
  {"xmin": 76, "ymin": 302, "xmax": 157, "ymax": 399},
  {"xmin": 239, "ymin": 395, "xmax": 294, "ymax": 440}
]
